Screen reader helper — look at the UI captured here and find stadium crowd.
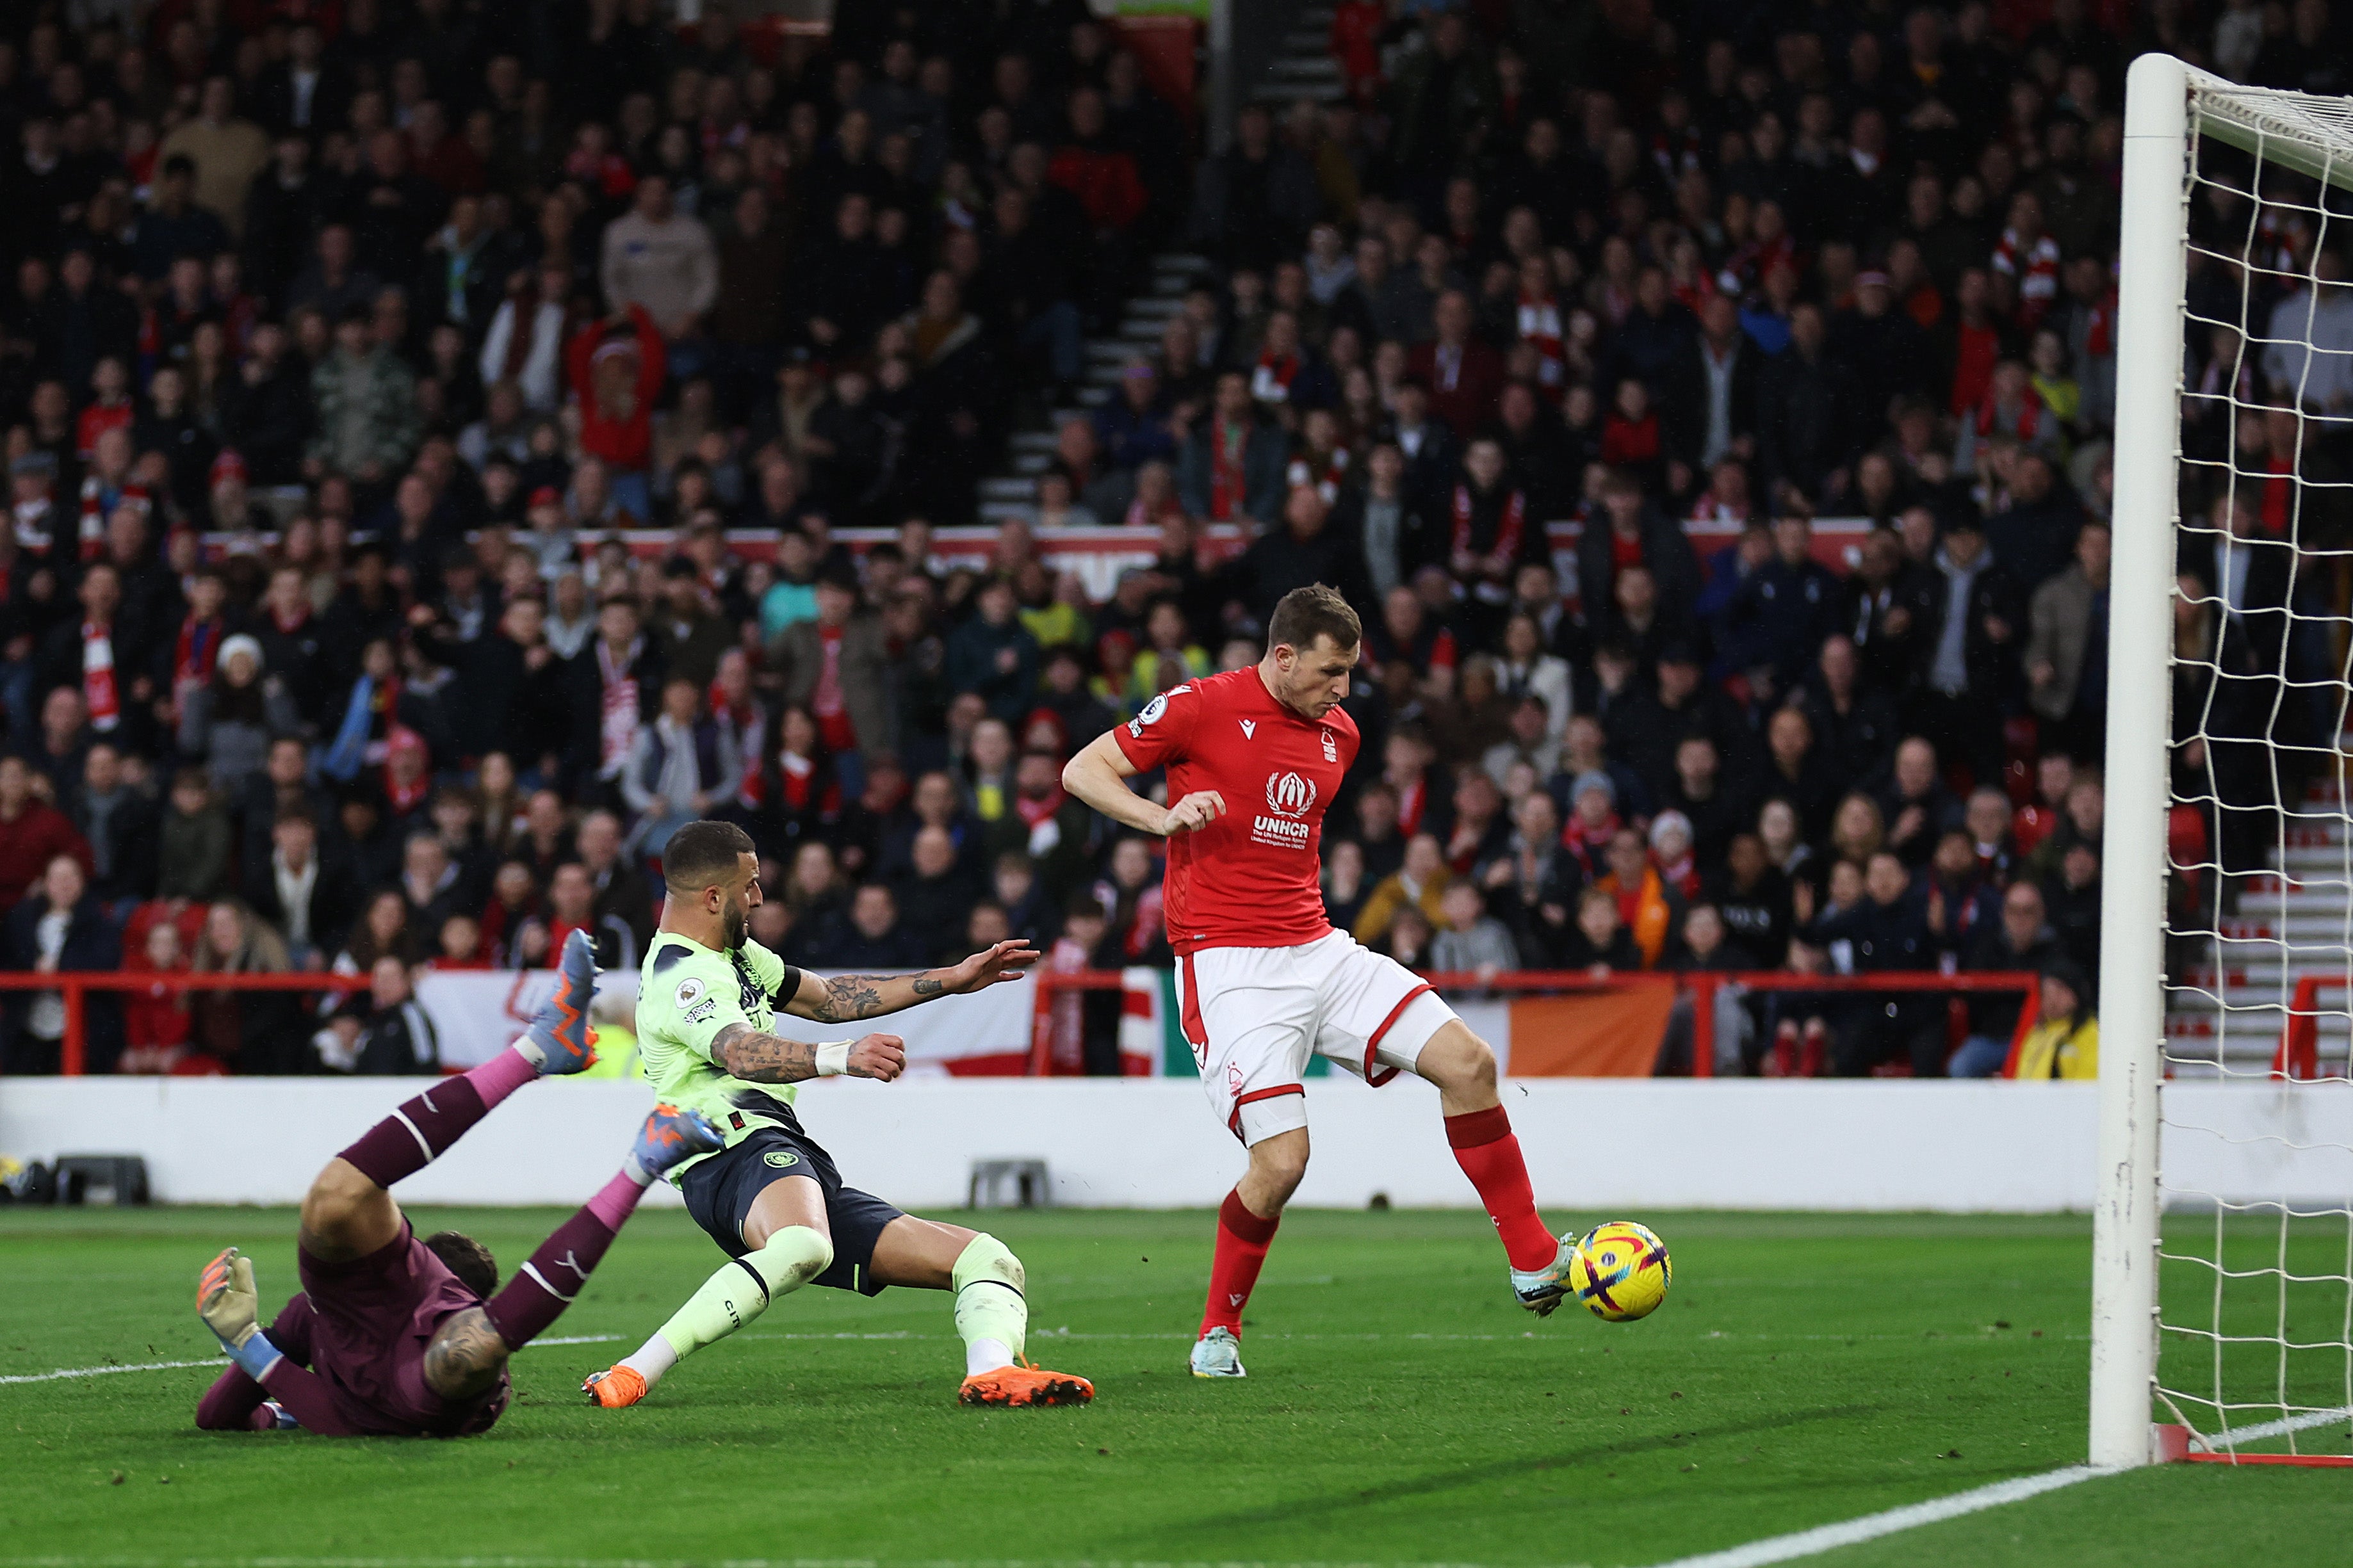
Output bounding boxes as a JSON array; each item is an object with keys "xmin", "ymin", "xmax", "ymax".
[{"xmin": 0, "ymin": 0, "xmax": 2340, "ymax": 1079}]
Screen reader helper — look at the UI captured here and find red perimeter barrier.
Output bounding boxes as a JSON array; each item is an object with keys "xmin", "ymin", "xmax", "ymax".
[
  {"xmin": 0, "ymin": 971, "xmax": 352, "ymax": 1076},
  {"xmin": 11, "ymin": 967, "xmax": 2047, "ymax": 1079},
  {"xmin": 1029, "ymin": 968, "xmax": 2044, "ymax": 1078}
]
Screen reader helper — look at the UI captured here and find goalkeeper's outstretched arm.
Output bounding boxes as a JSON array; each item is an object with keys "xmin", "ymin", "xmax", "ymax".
[{"xmin": 778, "ymin": 941, "xmax": 1040, "ymax": 1026}]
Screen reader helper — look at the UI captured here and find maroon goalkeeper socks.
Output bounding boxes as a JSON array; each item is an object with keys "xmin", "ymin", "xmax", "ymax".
[
  {"xmin": 482, "ymin": 1168, "xmax": 649, "ymax": 1348},
  {"xmin": 335, "ymin": 1049, "xmax": 542, "ymax": 1188}
]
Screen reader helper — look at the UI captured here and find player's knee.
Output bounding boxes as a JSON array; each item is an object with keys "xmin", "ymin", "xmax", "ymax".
[
  {"xmin": 1250, "ymin": 1134, "xmax": 1310, "ymax": 1200},
  {"xmin": 1421, "ymin": 1024, "xmax": 1497, "ymax": 1096},
  {"xmin": 953, "ymin": 1233, "xmax": 1023, "ymax": 1295},
  {"xmin": 749, "ymin": 1225, "xmax": 833, "ymax": 1292},
  {"xmin": 1460, "ymin": 1037, "xmax": 1499, "ymax": 1096}
]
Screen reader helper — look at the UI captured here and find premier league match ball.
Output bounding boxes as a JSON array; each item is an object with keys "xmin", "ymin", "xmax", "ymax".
[{"xmin": 1568, "ymin": 1220, "xmax": 1672, "ymax": 1322}]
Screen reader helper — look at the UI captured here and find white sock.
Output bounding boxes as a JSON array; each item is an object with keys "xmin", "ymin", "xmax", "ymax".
[
  {"xmin": 619, "ymin": 1333, "xmax": 681, "ymax": 1386},
  {"xmin": 965, "ymin": 1336, "xmax": 1014, "ymax": 1376}
]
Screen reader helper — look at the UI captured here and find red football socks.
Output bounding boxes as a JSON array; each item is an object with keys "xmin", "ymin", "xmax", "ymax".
[
  {"xmin": 1445, "ymin": 1106, "xmax": 1558, "ymax": 1272},
  {"xmin": 1199, "ymin": 1188, "xmax": 1281, "ymax": 1338}
]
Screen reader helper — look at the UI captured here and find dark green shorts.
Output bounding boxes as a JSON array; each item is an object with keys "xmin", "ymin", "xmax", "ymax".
[{"xmin": 676, "ymin": 1115, "xmax": 904, "ymax": 1296}]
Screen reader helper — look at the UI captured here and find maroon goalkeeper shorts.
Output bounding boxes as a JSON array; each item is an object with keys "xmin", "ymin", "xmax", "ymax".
[{"xmin": 295, "ymin": 1219, "xmax": 510, "ymax": 1437}]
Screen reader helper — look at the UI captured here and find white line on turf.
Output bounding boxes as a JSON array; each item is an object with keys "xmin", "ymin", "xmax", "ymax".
[
  {"xmin": 2189, "ymin": 1405, "xmax": 2353, "ymax": 1450},
  {"xmin": 0, "ymin": 1560, "xmax": 1505, "ymax": 1568},
  {"xmin": 0, "ymin": 1359, "xmax": 222, "ymax": 1386},
  {"xmin": 1643, "ymin": 1466, "xmax": 2106, "ymax": 1568},
  {"xmin": 520, "ymin": 1334, "xmax": 624, "ymax": 1348},
  {"xmin": 0, "ymin": 1336, "xmax": 620, "ymax": 1387}
]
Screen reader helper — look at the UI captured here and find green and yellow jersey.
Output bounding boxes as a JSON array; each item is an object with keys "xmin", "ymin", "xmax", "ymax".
[{"xmin": 635, "ymin": 931, "xmax": 804, "ymax": 1181}]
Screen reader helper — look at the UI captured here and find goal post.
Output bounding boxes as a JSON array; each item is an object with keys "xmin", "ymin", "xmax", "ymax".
[
  {"xmin": 2090, "ymin": 49, "xmax": 2186, "ymax": 1471},
  {"xmin": 2096, "ymin": 54, "xmax": 2353, "ymax": 1470}
]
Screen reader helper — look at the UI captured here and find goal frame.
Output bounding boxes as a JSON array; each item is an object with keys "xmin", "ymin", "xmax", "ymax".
[
  {"xmin": 2093, "ymin": 53, "xmax": 2353, "ymax": 1470},
  {"xmin": 2088, "ymin": 48, "xmax": 2185, "ymax": 1473}
]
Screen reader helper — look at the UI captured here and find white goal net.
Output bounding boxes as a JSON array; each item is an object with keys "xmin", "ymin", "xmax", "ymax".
[{"xmin": 2098, "ymin": 56, "xmax": 2353, "ymax": 1469}]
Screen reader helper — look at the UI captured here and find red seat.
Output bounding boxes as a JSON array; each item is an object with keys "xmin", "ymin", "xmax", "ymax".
[{"xmin": 2167, "ymin": 803, "xmax": 2208, "ymax": 907}]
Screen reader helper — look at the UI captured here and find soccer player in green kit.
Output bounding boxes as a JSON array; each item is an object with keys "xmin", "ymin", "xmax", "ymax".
[{"xmin": 582, "ymin": 820, "xmax": 1093, "ymax": 1409}]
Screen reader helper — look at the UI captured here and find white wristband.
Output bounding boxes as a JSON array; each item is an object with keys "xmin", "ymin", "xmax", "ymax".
[{"xmin": 814, "ymin": 1041, "xmax": 852, "ymax": 1078}]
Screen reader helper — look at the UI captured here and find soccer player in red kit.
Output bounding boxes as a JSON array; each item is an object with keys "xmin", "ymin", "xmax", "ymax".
[{"xmin": 1062, "ymin": 584, "xmax": 1575, "ymax": 1377}]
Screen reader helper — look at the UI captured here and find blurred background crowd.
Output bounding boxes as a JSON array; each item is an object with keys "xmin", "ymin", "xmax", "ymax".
[{"xmin": 0, "ymin": 0, "xmax": 2345, "ymax": 1079}]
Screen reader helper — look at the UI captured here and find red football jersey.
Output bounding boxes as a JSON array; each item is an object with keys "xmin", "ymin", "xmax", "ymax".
[{"xmin": 1111, "ymin": 665, "xmax": 1360, "ymax": 955}]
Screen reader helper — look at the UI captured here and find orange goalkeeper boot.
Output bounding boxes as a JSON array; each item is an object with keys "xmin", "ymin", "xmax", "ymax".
[
  {"xmin": 581, "ymin": 1366, "xmax": 647, "ymax": 1408},
  {"xmin": 958, "ymin": 1360, "xmax": 1094, "ymax": 1407}
]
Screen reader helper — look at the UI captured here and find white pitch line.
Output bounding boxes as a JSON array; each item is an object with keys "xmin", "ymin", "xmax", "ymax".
[
  {"xmin": 0, "ymin": 1336, "xmax": 621, "ymax": 1387},
  {"xmin": 2190, "ymin": 1404, "xmax": 2353, "ymax": 1450},
  {"xmin": 1644, "ymin": 1466, "xmax": 2106, "ymax": 1568},
  {"xmin": 519, "ymin": 1334, "xmax": 623, "ymax": 1348},
  {"xmin": 0, "ymin": 1359, "xmax": 222, "ymax": 1387}
]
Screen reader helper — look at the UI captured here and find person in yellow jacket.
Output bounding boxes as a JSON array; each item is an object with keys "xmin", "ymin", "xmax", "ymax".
[
  {"xmin": 2010, "ymin": 957, "xmax": 2097, "ymax": 1080},
  {"xmin": 574, "ymin": 986, "xmax": 645, "ymax": 1080},
  {"xmin": 1355, "ymin": 833, "xmax": 1451, "ymax": 949}
]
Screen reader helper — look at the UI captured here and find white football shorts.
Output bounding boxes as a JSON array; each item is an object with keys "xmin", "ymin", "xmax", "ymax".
[{"xmin": 1173, "ymin": 929, "xmax": 1460, "ymax": 1145}]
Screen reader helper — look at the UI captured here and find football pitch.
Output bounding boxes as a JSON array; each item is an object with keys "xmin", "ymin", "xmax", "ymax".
[{"xmin": 4, "ymin": 1206, "xmax": 2348, "ymax": 1568}]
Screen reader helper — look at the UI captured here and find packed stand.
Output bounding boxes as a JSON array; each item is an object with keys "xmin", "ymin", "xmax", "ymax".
[
  {"xmin": 0, "ymin": 2, "xmax": 2337, "ymax": 1081},
  {"xmin": 0, "ymin": 0, "xmax": 1188, "ymax": 1075}
]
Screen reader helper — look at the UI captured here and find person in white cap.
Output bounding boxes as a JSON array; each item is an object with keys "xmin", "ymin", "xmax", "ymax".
[{"xmin": 179, "ymin": 632, "xmax": 298, "ymax": 793}]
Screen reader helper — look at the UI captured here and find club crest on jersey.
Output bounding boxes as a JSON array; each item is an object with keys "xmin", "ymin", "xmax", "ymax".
[
  {"xmin": 1321, "ymin": 727, "xmax": 1339, "ymax": 762},
  {"xmin": 1252, "ymin": 770, "xmax": 1318, "ymax": 849}
]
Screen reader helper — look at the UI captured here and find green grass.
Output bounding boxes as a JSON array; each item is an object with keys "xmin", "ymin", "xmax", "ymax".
[{"xmin": 1, "ymin": 1206, "xmax": 2348, "ymax": 1567}]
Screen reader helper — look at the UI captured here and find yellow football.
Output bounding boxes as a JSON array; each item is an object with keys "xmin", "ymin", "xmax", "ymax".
[{"xmin": 1568, "ymin": 1220, "xmax": 1672, "ymax": 1322}]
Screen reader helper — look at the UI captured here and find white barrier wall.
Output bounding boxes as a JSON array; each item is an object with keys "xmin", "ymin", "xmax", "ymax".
[{"xmin": 5, "ymin": 1076, "xmax": 2348, "ymax": 1212}]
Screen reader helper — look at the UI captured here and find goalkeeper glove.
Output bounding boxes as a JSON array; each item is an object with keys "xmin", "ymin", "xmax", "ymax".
[{"xmin": 197, "ymin": 1248, "xmax": 282, "ymax": 1380}]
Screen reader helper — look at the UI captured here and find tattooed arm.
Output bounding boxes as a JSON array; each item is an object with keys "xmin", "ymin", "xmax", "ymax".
[
  {"xmin": 712, "ymin": 1022, "xmax": 906, "ymax": 1083},
  {"xmin": 779, "ymin": 940, "xmax": 1041, "ymax": 1024}
]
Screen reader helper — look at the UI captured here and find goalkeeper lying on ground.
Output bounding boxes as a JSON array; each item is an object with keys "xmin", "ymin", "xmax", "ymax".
[
  {"xmin": 581, "ymin": 820, "xmax": 1092, "ymax": 1410},
  {"xmin": 193, "ymin": 931, "xmax": 724, "ymax": 1436}
]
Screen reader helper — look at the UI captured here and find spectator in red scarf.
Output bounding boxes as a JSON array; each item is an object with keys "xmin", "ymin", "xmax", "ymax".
[
  {"xmin": 1448, "ymin": 438, "xmax": 1536, "ymax": 611},
  {"xmin": 1246, "ymin": 311, "xmax": 1335, "ymax": 420},
  {"xmin": 1176, "ymin": 371, "xmax": 1286, "ymax": 523},
  {"xmin": 74, "ymin": 426, "xmax": 149, "ymax": 564},
  {"xmin": 1559, "ymin": 770, "xmax": 1623, "ymax": 882},
  {"xmin": 771, "ymin": 569, "xmax": 890, "ymax": 785},
  {"xmin": 37, "ymin": 562, "xmax": 154, "ymax": 756}
]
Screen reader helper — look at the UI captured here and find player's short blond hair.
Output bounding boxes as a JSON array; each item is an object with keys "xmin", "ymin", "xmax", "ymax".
[{"xmin": 1268, "ymin": 584, "xmax": 1361, "ymax": 653}]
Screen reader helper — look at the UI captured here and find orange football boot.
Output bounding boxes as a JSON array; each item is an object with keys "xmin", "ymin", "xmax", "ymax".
[
  {"xmin": 957, "ymin": 1360, "xmax": 1094, "ymax": 1407},
  {"xmin": 581, "ymin": 1366, "xmax": 647, "ymax": 1408}
]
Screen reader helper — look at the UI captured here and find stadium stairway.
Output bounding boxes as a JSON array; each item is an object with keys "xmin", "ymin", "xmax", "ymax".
[
  {"xmin": 1256, "ymin": 4, "xmax": 1344, "ymax": 106},
  {"xmin": 980, "ymin": 251, "xmax": 1211, "ymax": 524},
  {"xmin": 2170, "ymin": 777, "xmax": 2353, "ymax": 1075},
  {"xmin": 977, "ymin": 5, "xmax": 1339, "ymax": 522}
]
